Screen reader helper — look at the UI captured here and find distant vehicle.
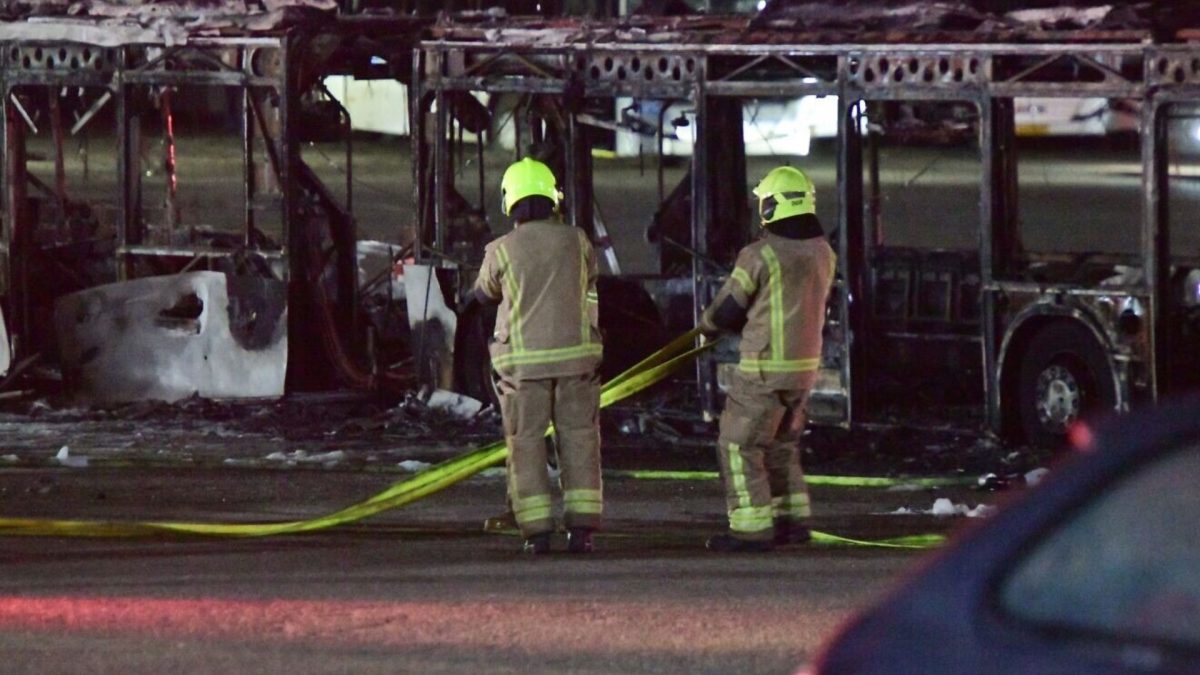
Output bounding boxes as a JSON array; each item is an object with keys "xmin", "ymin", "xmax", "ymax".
[
  {"xmin": 324, "ymin": 75, "xmax": 411, "ymax": 136},
  {"xmin": 1013, "ymin": 97, "xmax": 1138, "ymax": 137},
  {"xmin": 806, "ymin": 396, "xmax": 1200, "ymax": 675},
  {"xmin": 609, "ymin": 95, "xmax": 1133, "ymax": 159},
  {"xmin": 630, "ymin": 95, "xmax": 841, "ymax": 157}
]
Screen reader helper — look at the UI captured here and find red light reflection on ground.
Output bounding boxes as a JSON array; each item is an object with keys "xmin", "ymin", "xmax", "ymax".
[{"xmin": 0, "ymin": 595, "xmax": 820, "ymax": 655}]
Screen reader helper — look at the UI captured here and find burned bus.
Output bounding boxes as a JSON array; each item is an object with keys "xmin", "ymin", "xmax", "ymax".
[
  {"xmin": 412, "ymin": 10, "xmax": 1200, "ymax": 447},
  {"xmin": 0, "ymin": 12, "xmax": 429, "ymax": 401},
  {"xmin": 3, "ymin": 5, "xmax": 1200, "ymax": 450}
]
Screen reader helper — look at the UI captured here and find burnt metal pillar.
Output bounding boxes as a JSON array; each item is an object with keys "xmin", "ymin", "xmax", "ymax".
[
  {"xmin": 432, "ymin": 51, "xmax": 448, "ymax": 258},
  {"xmin": 565, "ymin": 108, "xmax": 595, "ymax": 237},
  {"xmin": 1143, "ymin": 95, "xmax": 1167, "ymax": 400},
  {"xmin": 279, "ymin": 33, "xmax": 310, "ymax": 389},
  {"xmin": 0, "ymin": 79, "xmax": 9, "ymax": 331},
  {"xmin": 690, "ymin": 57, "xmax": 718, "ymax": 417},
  {"xmin": 979, "ymin": 95, "xmax": 1007, "ymax": 432},
  {"xmin": 242, "ymin": 52, "xmax": 256, "ymax": 247},
  {"xmin": 280, "ymin": 36, "xmax": 297, "ymax": 292},
  {"xmin": 115, "ymin": 47, "xmax": 137, "ymax": 281},
  {"xmin": 410, "ymin": 46, "xmax": 428, "ymax": 257},
  {"xmin": 3, "ymin": 84, "xmax": 30, "ymax": 350},
  {"xmin": 866, "ymin": 114, "xmax": 881, "ymax": 247},
  {"xmin": 564, "ymin": 110, "xmax": 578, "ymax": 227},
  {"xmin": 837, "ymin": 85, "xmax": 866, "ymax": 425},
  {"xmin": 48, "ymin": 89, "xmax": 67, "ymax": 219}
]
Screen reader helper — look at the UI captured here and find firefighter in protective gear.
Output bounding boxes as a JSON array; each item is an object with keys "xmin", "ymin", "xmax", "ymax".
[
  {"xmin": 699, "ymin": 165, "xmax": 836, "ymax": 552},
  {"xmin": 469, "ymin": 157, "xmax": 604, "ymax": 555}
]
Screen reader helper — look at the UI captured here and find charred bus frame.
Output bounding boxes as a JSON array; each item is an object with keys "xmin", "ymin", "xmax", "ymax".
[
  {"xmin": 0, "ymin": 20, "xmax": 425, "ymax": 391},
  {"xmin": 0, "ymin": 37, "xmax": 298, "ymax": 349},
  {"xmin": 414, "ymin": 21, "xmax": 1200, "ymax": 445}
]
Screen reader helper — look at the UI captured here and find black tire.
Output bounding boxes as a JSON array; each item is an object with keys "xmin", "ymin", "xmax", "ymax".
[{"xmin": 1017, "ymin": 322, "xmax": 1116, "ymax": 449}]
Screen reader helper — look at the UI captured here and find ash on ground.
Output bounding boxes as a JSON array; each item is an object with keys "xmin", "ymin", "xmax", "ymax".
[{"xmin": 0, "ymin": 389, "xmax": 1051, "ymax": 485}]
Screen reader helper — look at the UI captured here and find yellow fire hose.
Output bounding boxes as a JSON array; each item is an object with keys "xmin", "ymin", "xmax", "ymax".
[{"xmin": 0, "ymin": 328, "xmax": 947, "ymax": 549}]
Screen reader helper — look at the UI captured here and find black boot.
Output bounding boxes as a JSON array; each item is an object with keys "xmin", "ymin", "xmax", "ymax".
[
  {"xmin": 773, "ymin": 519, "xmax": 813, "ymax": 545},
  {"xmin": 705, "ymin": 533, "xmax": 773, "ymax": 553},
  {"xmin": 567, "ymin": 527, "xmax": 594, "ymax": 554},
  {"xmin": 522, "ymin": 532, "xmax": 551, "ymax": 555}
]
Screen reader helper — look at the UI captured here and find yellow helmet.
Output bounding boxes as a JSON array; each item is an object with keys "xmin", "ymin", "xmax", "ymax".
[
  {"xmin": 500, "ymin": 157, "xmax": 561, "ymax": 216},
  {"xmin": 753, "ymin": 166, "xmax": 816, "ymax": 224}
]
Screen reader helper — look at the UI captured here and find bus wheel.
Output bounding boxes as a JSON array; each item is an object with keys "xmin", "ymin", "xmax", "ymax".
[{"xmin": 1016, "ymin": 322, "xmax": 1115, "ymax": 449}]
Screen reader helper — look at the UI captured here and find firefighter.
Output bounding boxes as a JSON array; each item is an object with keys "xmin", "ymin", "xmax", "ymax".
[
  {"xmin": 699, "ymin": 166, "xmax": 836, "ymax": 552},
  {"xmin": 467, "ymin": 157, "xmax": 604, "ymax": 555}
]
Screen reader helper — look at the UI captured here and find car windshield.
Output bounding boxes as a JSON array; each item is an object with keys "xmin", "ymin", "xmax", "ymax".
[{"xmin": 999, "ymin": 442, "xmax": 1200, "ymax": 651}]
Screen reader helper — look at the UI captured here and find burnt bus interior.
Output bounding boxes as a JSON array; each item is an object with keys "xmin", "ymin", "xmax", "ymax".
[
  {"xmin": 2, "ymin": 40, "xmax": 298, "ymax": 377},
  {"xmin": 854, "ymin": 98, "xmax": 985, "ymax": 428},
  {"xmin": 0, "ymin": 20, "xmax": 440, "ymax": 401}
]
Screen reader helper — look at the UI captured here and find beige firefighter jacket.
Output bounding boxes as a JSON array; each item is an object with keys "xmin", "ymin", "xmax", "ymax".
[
  {"xmin": 701, "ymin": 231, "xmax": 836, "ymax": 390},
  {"xmin": 474, "ymin": 219, "xmax": 602, "ymax": 380}
]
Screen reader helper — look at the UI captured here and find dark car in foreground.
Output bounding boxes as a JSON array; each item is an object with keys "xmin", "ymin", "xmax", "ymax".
[{"xmin": 808, "ymin": 396, "xmax": 1200, "ymax": 674}]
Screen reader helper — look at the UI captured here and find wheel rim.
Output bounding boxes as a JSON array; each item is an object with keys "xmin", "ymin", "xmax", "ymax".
[{"xmin": 1035, "ymin": 364, "xmax": 1082, "ymax": 432}]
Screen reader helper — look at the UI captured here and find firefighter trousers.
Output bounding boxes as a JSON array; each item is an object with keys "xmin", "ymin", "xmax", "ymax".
[
  {"xmin": 715, "ymin": 373, "xmax": 813, "ymax": 541},
  {"xmin": 498, "ymin": 372, "xmax": 603, "ymax": 538}
]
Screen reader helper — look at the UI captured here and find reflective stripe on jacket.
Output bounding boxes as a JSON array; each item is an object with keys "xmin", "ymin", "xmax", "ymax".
[
  {"xmin": 474, "ymin": 219, "xmax": 602, "ymax": 379},
  {"xmin": 701, "ymin": 232, "xmax": 836, "ymax": 390}
]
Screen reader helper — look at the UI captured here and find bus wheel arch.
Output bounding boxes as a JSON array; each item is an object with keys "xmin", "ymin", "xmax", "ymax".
[{"xmin": 1001, "ymin": 316, "xmax": 1117, "ymax": 449}]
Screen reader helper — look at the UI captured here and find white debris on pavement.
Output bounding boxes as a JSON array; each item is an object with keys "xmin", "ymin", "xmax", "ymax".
[
  {"xmin": 397, "ymin": 459, "xmax": 432, "ymax": 472},
  {"xmin": 478, "ymin": 467, "xmax": 506, "ymax": 479},
  {"xmin": 54, "ymin": 445, "xmax": 89, "ymax": 468},
  {"xmin": 424, "ymin": 389, "xmax": 484, "ymax": 419},
  {"xmin": 1, "ymin": 454, "xmax": 18, "ymax": 463},
  {"xmin": 891, "ymin": 497, "xmax": 996, "ymax": 518},
  {"xmin": 222, "ymin": 458, "xmax": 258, "ymax": 467},
  {"xmin": 932, "ymin": 497, "xmax": 996, "ymax": 518},
  {"xmin": 930, "ymin": 498, "xmax": 960, "ymax": 516},
  {"xmin": 263, "ymin": 449, "xmax": 346, "ymax": 466}
]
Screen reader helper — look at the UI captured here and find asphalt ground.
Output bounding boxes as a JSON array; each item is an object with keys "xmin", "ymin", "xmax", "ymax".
[
  {"xmin": 0, "ymin": 460, "xmax": 992, "ymax": 674},
  {"xmin": 0, "ymin": 396, "xmax": 1000, "ymax": 674}
]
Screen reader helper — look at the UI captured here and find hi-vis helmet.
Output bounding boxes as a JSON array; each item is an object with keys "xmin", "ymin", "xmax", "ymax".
[
  {"xmin": 500, "ymin": 157, "xmax": 561, "ymax": 216},
  {"xmin": 753, "ymin": 166, "xmax": 816, "ymax": 224}
]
